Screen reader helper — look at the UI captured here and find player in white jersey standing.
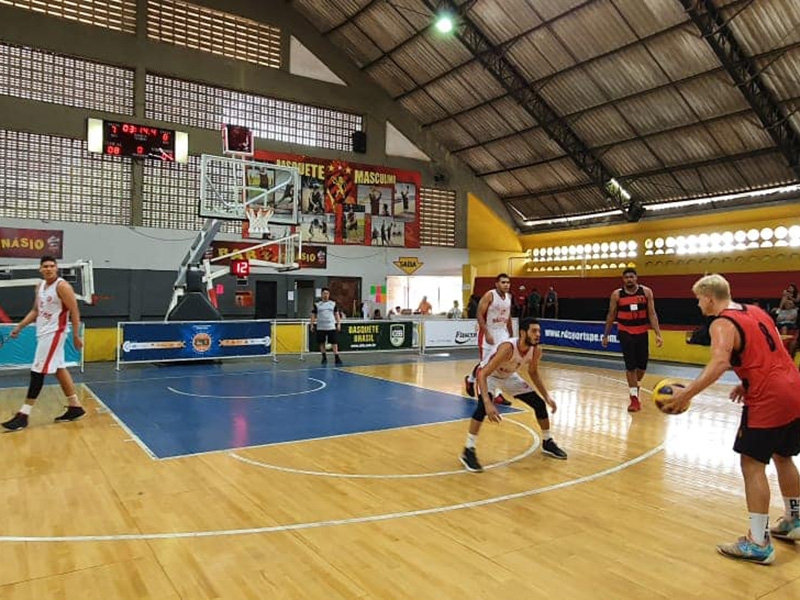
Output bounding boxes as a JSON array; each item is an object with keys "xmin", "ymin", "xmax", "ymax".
[
  {"xmin": 3, "ymin": 256, "xmax": 86, "ymax": 431},
  {"xmin": 460, "ymin": 317, "xmax": 568, "ymax": 472},
  {"xmin": 464, "ymin": 273, "xmax": 514, "ymax": 405}
]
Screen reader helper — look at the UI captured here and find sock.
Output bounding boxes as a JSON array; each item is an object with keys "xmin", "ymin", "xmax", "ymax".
[
  {"xmin": 19, "ymin": 404, "xmax": 32, "ymax": 415},
  {"xmin": 542, "ymin": 430, "xmax": 552, "ymax": 441},
  {"xmin": 749, "ymin": 513, "xmax": 769, "ymax": 545},
  {"xmin": 784, "ymin": 497, "xmax": 800, "ymax": 520},
  {"xmin": 465, "ymin": 433, "xmax": 477, "ymax": 449},
  {"xmin": 629, "ymin": 387, "xmax": 638, "ymax": 398},
  {"xmin": 66, "ymin": 393, "xmax": 80, "ymax": 406}
]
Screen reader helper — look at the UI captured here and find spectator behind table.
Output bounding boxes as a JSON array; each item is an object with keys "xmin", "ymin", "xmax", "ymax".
[
  {"xmin": 467, "ymin": 294, "xmax": 480, "ymax": 319},
  {"xmin": 372, "ymin": 309, "xmax": 383, "ymax": 320},
  {"xmin": 417, "ymin": 296, "xmax": 433, "ymax": 315},
  {"xmin": 447, "ymin": 300, "xmax": 462, "ymax": 319}
]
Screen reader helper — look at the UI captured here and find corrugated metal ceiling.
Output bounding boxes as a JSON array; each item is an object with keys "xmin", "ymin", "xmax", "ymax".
[{"xmin": 292, "ymin": 0, "xmax": 800, "ymax": 230}]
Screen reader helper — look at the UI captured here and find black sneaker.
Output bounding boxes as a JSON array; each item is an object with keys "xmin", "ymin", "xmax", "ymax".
[
  {"xmin": 2, "ymin": 412, "xmax": 29, "ymax": 432},
  {"xmin": 459, "ymin": 447, "xmax": 483, "ymax": 473},
  {"xmin": 464, "ymin": 375, "xmax": 475, "ymax": 397},
  {"xmin": 321, "ymin": 355, "xmax": 328, "ymax": 365},
  {"xmin": 493, "ymin": 393, "xmax": 512, "ymax": 406},
  {"xmin": 542, "ymin": 438, "xmax": 568, "ymax": 460},
  {"xmin": 334, "ymin": 356, "xmax": 343, "ymax": 366},
  {"xmin": 54, "ymin": 406, "xmax": 86, "ymax": 423}
]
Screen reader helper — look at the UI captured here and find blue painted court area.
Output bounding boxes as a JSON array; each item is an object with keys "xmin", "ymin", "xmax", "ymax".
[{"xmin": 88, "ymin": 367, "xmax": 521, "ymax": 459}]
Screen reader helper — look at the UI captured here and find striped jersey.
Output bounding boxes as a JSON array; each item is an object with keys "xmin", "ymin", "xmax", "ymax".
[{"xmin": 616, "ymin": 285, "xmax": 650, "ymax": 335}]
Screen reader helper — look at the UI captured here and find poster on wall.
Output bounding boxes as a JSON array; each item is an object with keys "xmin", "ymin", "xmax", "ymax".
[
  {"xmin": 254, "ymin": 150, "xmax": 421, "ymax": 248},
  {"xmin": 0, "ymin": 227, "xmax": 63, "ymax": 259}
]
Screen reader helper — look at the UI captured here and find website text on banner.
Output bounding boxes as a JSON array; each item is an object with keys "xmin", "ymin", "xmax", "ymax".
[
  {"xmin": 539, "ymin": 319, "xmax": 621, "ymax": 353},
  {"xmin": 308, "ymin": 321, "xmax": 413, "ymax": 352},
  {"xmin": 119, "ymin": 320, "xmax": 272, "ymax": 364},
  {"xmin": 0, "ymin": 324, "xmax": 83, "ymax": 370}
]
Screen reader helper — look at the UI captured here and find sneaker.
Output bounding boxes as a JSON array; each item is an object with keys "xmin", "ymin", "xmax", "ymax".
[
  {"xmin": 717, "ymin": 535, "xmax": 775, "ymax": 565},
  {"xmin": 493, "ymin": 393, "xmax": 512, "ymax": 406},
  {"xmin": 321, "ymin": 355, "xmax": 328, "ymax": 365},
  {"xmin": 2, "ymin": 412, "xmax": 29, "ymax": 432},
  {"xmin": 542, "ymin": 438, "xmax": 568, "ymax": 460},
  {"xmin": 628, "ymin": 396, "xmax": 641, "ymax": 412},
  {"xmin": 334, "ymin": 356, "xmax": 343, "ymax": 366},
  {"xmin": 459, "ymin": 447, "xmax": 483, "ymax": 473},
  {"xmin": 464, "ymin": 375, "xmax": 475, "ymax": 398},
  {"xmin": 770, "ymin": 516, "xmax": 800, "ymax": 540},
  {"xmin": 54, "ymin": 406, "xmax": 86, "ymax": 423}
]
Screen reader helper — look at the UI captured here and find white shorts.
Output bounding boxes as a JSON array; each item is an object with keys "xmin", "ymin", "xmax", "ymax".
[
  {"xmin": 485, "ymin": 373, "xmax": 533, "ymax": 398},
  {"xmin": 479, "ymin": 328, "xmax": 510, "ymax": 366},
  {"xmin": 32, "ymin": 330, "xmax": 67, "ymax": 374}
]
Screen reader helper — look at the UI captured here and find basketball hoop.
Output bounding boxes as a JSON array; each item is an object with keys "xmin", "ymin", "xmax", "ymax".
[{"xmin": 245, "ymin": 206, "xmax": 274, "ymax": 237}]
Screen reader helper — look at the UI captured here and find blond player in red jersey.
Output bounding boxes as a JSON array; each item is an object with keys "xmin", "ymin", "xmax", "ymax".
[
  {"xmin": 2, "ymin": 256, "xmax": 85, "ymax": 431},
  {"xmin": 464, "ymin": 273, "xmax": 514, "ymax": 405},
  {"xmin": 664, "ymin": 274, "xmax": 800, "ymax": 565}
]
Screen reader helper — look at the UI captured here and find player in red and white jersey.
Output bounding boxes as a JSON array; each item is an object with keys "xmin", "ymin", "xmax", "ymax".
[
  {"xmin": 459, "ymin": 318, "xmax": 568, "ymax": 473},
  {"xmin": 3, "ymin": 256, "xmax": 86, "ymax": 431},
  {"xmin": 664, "ymin": 274, "xmax": 800, "ymax": 565},
  {"xmin": 464, "ymin": 273, "xmax": 514, "ymax": 405}
]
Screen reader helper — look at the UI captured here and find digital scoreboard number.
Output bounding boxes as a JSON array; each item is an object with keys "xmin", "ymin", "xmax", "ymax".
[
  {"xmin": 104, "ymin": 121, "xmax": 175, "ymax": 160},
  {"xmin": 87, "ymin": 118, "xmax": 188, "ymax": 163}
]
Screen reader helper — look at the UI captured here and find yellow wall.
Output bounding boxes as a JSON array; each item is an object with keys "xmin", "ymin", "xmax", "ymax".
[
  {"xmin": 517, "ymin": 203, "xmax": 800, "ymax": 277},
  {"xmin": 467, "ymin": 193, "xmax": 524, "ymax": 278}
]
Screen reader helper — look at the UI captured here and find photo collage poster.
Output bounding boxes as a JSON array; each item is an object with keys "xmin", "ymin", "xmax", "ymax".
[{"xmin": 254, "ymin": 150, "xmax": 421, "ymax": 248}]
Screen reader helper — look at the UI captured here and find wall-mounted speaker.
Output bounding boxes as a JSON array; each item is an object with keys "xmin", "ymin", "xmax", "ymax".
[{"xmin": 352, "ymin": 131, "xmax": 367, "ymax": 154}]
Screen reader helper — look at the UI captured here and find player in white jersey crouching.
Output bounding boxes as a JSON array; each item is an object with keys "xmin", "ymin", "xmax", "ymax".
[
  {"xmin": 460, "ymin": 318, "xmax": 568, "ymax": 472},
  {"xmin": 464, "ymin": 273, "xmax": 513, "ymax": 406},
  {"xmin": 2, "ymin": 256, "xmax": 85, "ymax": 431}
]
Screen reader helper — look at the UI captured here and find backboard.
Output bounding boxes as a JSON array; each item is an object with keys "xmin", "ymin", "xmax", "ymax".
[
  {"xmin": 0, "ymin": 260, "xmax": 95, "ymax": 304},
  {"xmin": 198, "ymin": 154, "xmax": 300, "ymax": 226}
]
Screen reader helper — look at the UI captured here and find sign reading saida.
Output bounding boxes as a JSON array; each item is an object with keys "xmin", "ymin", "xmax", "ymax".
[
  {"xmin": 309, "ymin": 322, "xmax": 413, "ymax": 351},
  {"xmin": 393, "ymin": 256, "xmax": 423, "ymax": 275}
]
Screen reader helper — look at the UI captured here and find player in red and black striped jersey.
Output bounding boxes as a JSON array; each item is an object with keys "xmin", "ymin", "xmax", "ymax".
[
  {"xmin": 663, "ymin": 274, "xmax": 800, "ymax": 565},
  {"xmin": 602, "ymin": 268, "xmax": 663, "ymax": 412}
]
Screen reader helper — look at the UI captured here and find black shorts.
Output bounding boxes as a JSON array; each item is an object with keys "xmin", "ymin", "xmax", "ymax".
[
  {"xmin": 733, "ymin": 407, "xmax": 800, "ymax": 464},
  {"xmin": 316, "ymin": 329, "xmax": 338, "ymax": 346},
  {"xmin": 619, "ymin": 331, "xmax": 649, "ymax": 371}
]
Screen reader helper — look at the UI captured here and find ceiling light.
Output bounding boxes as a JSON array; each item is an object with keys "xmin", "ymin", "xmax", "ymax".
[{"xmin": 435, "ymin": 13, "xmax": 454, "ymax": 33}]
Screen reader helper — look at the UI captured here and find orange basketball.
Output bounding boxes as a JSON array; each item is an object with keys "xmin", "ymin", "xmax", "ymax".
[{"xmin": 652, "ymin": 379, "xmax": 689, "ymax": 415}]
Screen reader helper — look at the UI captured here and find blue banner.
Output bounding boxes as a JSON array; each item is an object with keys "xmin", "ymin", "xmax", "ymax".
[
  {"xmin": 0, "ymin": 324, "xmax": 83, "ymax": 370},
  {"xmin": 539, "ymin": 319, "xmax": 621, "ymax": 353},
  {"xmin": 120, "ymin": 321, "xmax": 272, "ymax": 363}
]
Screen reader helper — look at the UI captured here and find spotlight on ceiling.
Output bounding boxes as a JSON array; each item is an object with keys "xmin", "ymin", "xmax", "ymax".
[{"xmin": 435, "ymin": 13, "xmax": 454, "ymax": 33}]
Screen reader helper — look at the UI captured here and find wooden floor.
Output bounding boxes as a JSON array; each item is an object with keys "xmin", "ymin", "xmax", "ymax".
[{"xmin": 0, "ymin": 358, "xmax": 799, "ymax": 599}]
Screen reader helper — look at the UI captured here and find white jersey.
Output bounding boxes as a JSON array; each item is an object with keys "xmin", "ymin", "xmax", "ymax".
[
  {"xmin": 484, "ymin": 289, "xmax": 511, "ymax": 334},
  {"xmin": 487, "ymin": 338, "xmax": 535, "ymax": 379},
  {"xmin": 36, "ymin": 278, "xmax": 68, "ymax": 337}
]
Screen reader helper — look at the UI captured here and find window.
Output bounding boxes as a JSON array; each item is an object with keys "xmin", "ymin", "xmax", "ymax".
[
  {"xmin": 0, "ymin": 0, "xmax": 136, "ymax": 33},
  {"xmin": 0, "ymin": 43, "xmax": 135, "ymax": 114},
  {"xmin": 420, "ymin": 187, "xmax": 456, "ymax": 247},
  {"xmin": 387, "ymin": 276, "xmax": 462, "ymax": 315},
  {"xmin": 0, "ymin": 130, "xmax": 131, "ymax": 225},
  {"xmin": 146, "ymin": 74, "xmax": 362, "ymax": 152},
  {"xmin": 147, "ymin": 0, "xmax": 280, "ymax": 69}
]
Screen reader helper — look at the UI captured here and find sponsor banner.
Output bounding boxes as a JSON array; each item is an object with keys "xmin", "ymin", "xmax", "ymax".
[
  {"xmin": 0, "ymin": 324, "xmax": 82, "ymax": 370},
  {"xmin": 0, "ymin": 227, "xmax": 63, "ymax": 259},
  {"xmin": 539, "ymin": 319, "xmax": 621, "ymax": 353},
  {"xmin": 120, "ymin": 321, "xmax": 272, "ymax": 363},
  {"xmin": 209, "ymin": 242, "xmax": 327, "ymax": 269},
  {"xmin": 309, "ymin": 321, "xmax": 413, "ymax": 351},
  {"xmin": 423, "ymin": 319, "xmax": 479, "ymax": 349}
]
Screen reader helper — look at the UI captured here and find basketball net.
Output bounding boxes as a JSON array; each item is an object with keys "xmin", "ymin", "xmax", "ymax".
[{"xmin": 244, "ymin": 206, "xmax": 274, "ymax": 238}]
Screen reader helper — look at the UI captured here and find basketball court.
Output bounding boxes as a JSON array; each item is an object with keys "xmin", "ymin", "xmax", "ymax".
[{"xmin": 0, "ymin": 350, "xmax": 796, "ymax": 599}]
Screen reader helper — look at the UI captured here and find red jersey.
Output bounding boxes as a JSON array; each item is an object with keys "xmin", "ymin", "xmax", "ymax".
[
  {"xmin": 616, "ymin": 286, "xmax": 650, "ymax": 335},
  {"xmin": 719, "ymin": 304, "xmax": 800, "ymax": 428}
]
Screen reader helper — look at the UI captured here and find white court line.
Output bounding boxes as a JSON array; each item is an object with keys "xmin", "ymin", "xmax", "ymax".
[
  {"xmin": 166, "ymin": 377, "xmax": 326, "ymax": 399},
  {"xmin": 82, "ymin": 385, "xmax": 158, "ymax": 461},
  {"xmin": 0, "ymin": 444, "xmax": 664, "ymax": 542},
  {"xmin": 229, "ymin": 419, "xmax": 540, "ymax": 479}
]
